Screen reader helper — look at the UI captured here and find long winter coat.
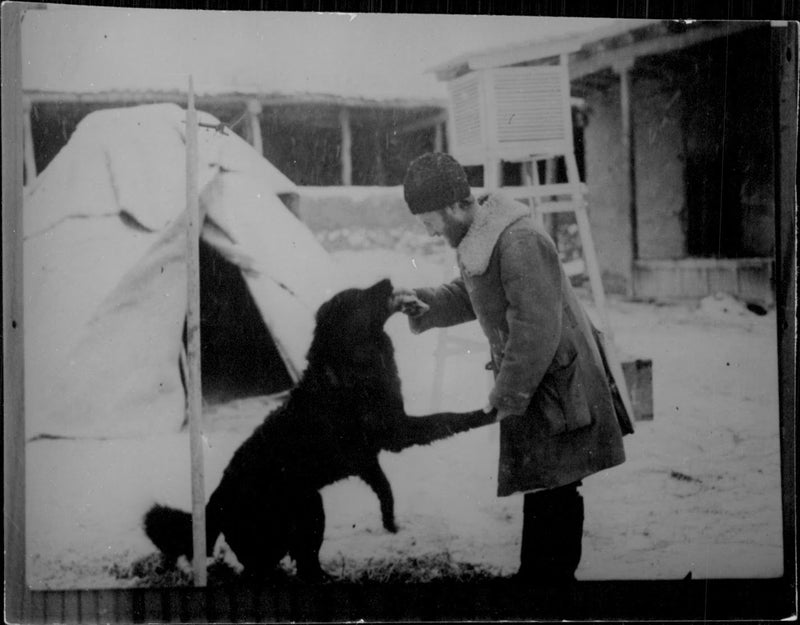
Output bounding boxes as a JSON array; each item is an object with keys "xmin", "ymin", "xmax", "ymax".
[{"xmin": 409, "ymin": 193, "xmax": 629, "ymax": 496}]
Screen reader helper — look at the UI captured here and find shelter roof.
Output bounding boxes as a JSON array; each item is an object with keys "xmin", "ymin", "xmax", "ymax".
[{"xmin": 430, "ymin": 19, "xmax": 765, "ymax": 82}]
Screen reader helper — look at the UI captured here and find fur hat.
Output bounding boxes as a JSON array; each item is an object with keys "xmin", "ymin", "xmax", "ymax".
[{"xmin": 403, "ymin": 152, "xmax": 471, "ymax": 214}]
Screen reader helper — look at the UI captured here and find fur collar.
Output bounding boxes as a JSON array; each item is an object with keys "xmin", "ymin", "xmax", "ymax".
[{"xmin": 457, "ymin": 193, "xmax": 530, "ymax": 277}]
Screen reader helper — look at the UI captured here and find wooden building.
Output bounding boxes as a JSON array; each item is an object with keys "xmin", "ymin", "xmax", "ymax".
[
  {"xmin": 23, "ymin": 89, "xmax": 447, "ymax": 189},
  {"xmin": 433, "ymin": 20, "xmax": 780, "ymax": 303}
]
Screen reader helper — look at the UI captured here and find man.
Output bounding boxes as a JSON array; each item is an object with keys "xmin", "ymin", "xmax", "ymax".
[{"xmin": 394, "ymin": 152, "xmax": 632, "ymax": 583}]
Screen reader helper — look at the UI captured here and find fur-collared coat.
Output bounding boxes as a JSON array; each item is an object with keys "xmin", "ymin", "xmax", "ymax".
[{"xmin": 409, "ymin": 193, "xmax": 628, "ymax": 496}]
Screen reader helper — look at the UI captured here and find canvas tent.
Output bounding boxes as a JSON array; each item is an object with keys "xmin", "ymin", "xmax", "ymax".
[{"xmin": 24, "ymin": 103, "xmax": 345, "ymax": 439}]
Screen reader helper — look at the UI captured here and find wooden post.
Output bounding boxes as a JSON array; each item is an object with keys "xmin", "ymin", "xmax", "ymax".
[
  {"xmin": 185, "ymin": 76, "xmax": 207, "ymax": 587},
  {"xmin": 246, "ymin": 99, "xmax": 263, "ymax": 156},
  {"xmin": 483, "ymin": 156, "xmax": 502, "ymax": 190},
  {"xmin": 3, "ymin": 4, "xmax": 27, "ymax": 621},
  {"xmin": 772, "ymin": 21, "xmax": 798, "ymax": 586},
  {"xmin": 433, "ymin": 122, "xmax": 444, "ymax": 153},
  {"xmin": 22, "ymin": 95, "xmax": 36, "ymax": 186},
  {"xmin": 617, "ymin": 60, "xmax": 638, "ymax": 297},
  {"xmin": 373, "ymin": 129, "xmax": 386, "ymax": 185},
  {"xmin": 339, "ymin": 107, "xmax": 352, "ymax": 185}
]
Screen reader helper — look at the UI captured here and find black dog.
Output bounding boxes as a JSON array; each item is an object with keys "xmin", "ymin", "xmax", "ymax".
[{"xmin": 144, "ymin": 278, "xmax": 495, "ymax": 581}]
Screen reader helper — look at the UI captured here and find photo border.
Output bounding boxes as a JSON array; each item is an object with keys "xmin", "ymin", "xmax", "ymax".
[{"xmin": 3, "ymin": 2, "xmax": 797, "ymax": 621}]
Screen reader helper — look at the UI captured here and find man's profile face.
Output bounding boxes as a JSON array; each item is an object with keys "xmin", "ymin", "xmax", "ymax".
[{"xmin": 417, "ymin": 206, "xmax": 469, "ymax": 249}]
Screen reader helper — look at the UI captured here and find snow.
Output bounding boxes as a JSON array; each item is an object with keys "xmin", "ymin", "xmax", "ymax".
[{"xmin": 25, "ymin": 244, "xmax": 783, "ymax": 589}]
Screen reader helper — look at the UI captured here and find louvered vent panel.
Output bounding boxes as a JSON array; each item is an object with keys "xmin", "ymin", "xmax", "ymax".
[
  {"xmin": 492, "ymin": 67, "xmax": 566, "ymax": 143},
  {"xmin": 448, "ymin": 74, "xmax": 483, "ymax": 148}
]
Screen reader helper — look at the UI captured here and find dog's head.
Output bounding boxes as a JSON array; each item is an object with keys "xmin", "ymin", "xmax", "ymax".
[
  {"xmin": 305, "ymin": 279, "xmax": 397, "ymax": 377},
  {"xmin": 314, "ymin": 278, "xmax": 395, "ymax": 337}
]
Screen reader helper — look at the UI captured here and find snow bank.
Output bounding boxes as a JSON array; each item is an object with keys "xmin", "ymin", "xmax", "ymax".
[{"xmin": 25, "ymin": 246, "xmax": 783, "ymax": 588}]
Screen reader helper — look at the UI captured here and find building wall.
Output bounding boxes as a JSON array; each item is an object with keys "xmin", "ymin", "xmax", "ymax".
[
  {"xmin": 583, "ymin": 83, "xmax": 634, "ymax": 295},
  {"xmin": 633, "ymin": 76, "xmax": 687, "ymax": 260},
  {"xmin": 680, "ymin": 27, "xmax": 774, "ymax": 259},
  {"xmin": 582, "ymin": 26, "xmax": 774, "ymax": 298}
]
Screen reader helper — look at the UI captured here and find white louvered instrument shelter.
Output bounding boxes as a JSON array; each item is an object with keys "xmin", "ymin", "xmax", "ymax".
[{"xmin": 446, "ymin": 64, "xmax": 574, "ymax": 166}]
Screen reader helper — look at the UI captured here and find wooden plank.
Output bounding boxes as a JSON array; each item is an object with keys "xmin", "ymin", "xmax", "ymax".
[
  {"xmin": 707, "ymin": 264, "xmax": 738, "ymax": 294},
  {"xmin": 23, "ymin": 95, "xmax": 36, "ymax": 185},
  {"xmin": 374, "ymin": 129, "xmax": 387, "ymax": 185},
  {"xmin": 44, "ymin": 593, "xmax": 65, "ymax": 624},
  {"xmin": 96, "ymin": 589, "xmax": 117, "ymax": 624},
  {"xmin": 185, "ymin": 76, "xmax": 207, "ymax": 587},
  {"xmin": 772, "ymin": 21, "xmax": 798, "ymax": 588},
  {"xmin": 115, "ymin": 590, "xmax": 135, "ymax": 623},
  {"xmin": 617, "ymin": 60, "xmax": 639, "ymax": 275},
  {"xmin": 63, "ymin": 591, "xmax": 80, "ymax": 624},
  {"xmin": 2, "ymin": 5, "xmax": 28, "ymax": 624},
  {"xmin": 141, "ymin": 588, "xmax": 165, "ymax": 623},
  {"xmin": 395, "ymin": 110, "xmax": 449, "ymax": 135},
  {"xmin": 570, "ymin": 22, "xmax": 759, "ymax": 81},
  {"xmin": 505, "ymin": 198, "xmax": 587, "ymax": 215},
  {"xmin": 183, "ymin": 588, "xmax": 206, "ymax": 623},
  {"xmin": 233, "ymin": 584, "xmax": 257, "ymax": 622},
  {"xmin": 204, "ymin": 586, "xmax": 231, "ymax": 622},
  {"xmin": 433, "ymin": 122, "xmax": 444, "ymax": 152},
  {"xmin": 246, "ymin": 99, "xmax": 263, "ymax": 156},
  {"xmin": 25, "ymin": 88, "xmax": 446, "ymax": 111},
  {"xmin": 339, "ymin": 107, "xmax": 352, "ymax": 185},
  {"xmin": 502, "ymin": 182, "xmax": 588, "ymax": 199},
  {"xmin": 79, "ymin": 590, "xmax": 100, "ymax": 624},
  {"xmin": 163, "ymin": 587, "xmax": 185, "ymax": 622}
]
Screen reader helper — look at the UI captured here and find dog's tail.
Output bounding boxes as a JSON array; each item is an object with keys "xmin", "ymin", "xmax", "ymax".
[{"xmin": 143, "ymin": 503, "xmax": 221, "ymax": 562}]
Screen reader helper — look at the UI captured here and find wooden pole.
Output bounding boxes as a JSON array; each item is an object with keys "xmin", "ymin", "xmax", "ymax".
[
  {"xmin": 3, "ymin": 4, "xmax": 27, "ymax": 621},
  {"xmin": 339, "ymin": 107, "xmax": 352, "ymax": 185},
  {"xmin": 246, "ymin": 99, "xmax": 263, "ymax": 156},
  {"xmin": 22, "ymin": 96, "xmax": 36, "ymax": 186},
  {"xmin": 772, "ymin": 21, "xmax": 798, "ymax": 586},
  {"xmin": 617, "ymin": 60, "xmax": 638, "ymax": 297},
  {"xmin": 373, "ymin": 129, "xmax": 386, "ymax": 185},
  {"xmin": 433, "ymin": 122, "xmax": 444, "ymax": 153},
  {"xmin": 185, "ymin": 75, "xmax": 207, "ymax": 587}
]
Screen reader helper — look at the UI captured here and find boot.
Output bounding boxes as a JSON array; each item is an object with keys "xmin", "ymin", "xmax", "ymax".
[{"xmin": 516, "ymin": 482, "xmax": 584, "ymax": 584}]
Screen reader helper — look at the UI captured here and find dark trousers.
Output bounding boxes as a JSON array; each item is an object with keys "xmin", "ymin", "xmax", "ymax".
[{"xmin": 517, "ymin": 481, "xmax": 584, "ymax": 583}]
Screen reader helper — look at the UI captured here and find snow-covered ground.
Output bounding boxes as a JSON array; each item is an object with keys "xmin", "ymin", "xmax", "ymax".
[{"xmin": 26, "ymin": 243, "xmax": 784, "ymax": 589}]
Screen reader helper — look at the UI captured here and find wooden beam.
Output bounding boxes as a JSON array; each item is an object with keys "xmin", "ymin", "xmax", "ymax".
[
  {"xmin": 433, "ymin": 122, "xmax": 444, "ymax": 152},
  {"xmin": 246, "ymin": 99, "xmax": 263, "ymax": 156},
  {"xmin": 570, "ymin": 21, "xmax": 758, "ymax": 81},
  {"xmin": 339, "ymin": 107, "xmax": 352, "ymax": 186},
  {"xmin": 24, "ymin": 89, "xmax": 447, "ymax": 111},
  {"xmin": 184, "ymin": 76, "xmax": 207, "ymax": 587},
  {"xmin": 617, "ymin": 60, "xmax": 639, "ymax": 300},
  {"xmin": 502, "ymin": 182, "xmax": 588, "ymax": 199},
  {"xmin": 395, "ymin": 110, "xmax": 448, "ymax": 135},
  {"xmin": 772, "ymin": 21, "xmax": 798, "ymax": 587},
  {"xmin": 23, "ymin": 96, "xmax": 36, "ymax": 185},
  {"xmin": 2, "ymin": 3, "xmax": 27, "ymax": 622}
]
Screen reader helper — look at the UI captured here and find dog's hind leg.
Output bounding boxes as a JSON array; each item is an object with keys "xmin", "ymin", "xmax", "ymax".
[
  {"xmin": 288, "ymin": 490, "xmax": 330, "ymax": 582},
  {"xmin": 358, "ymin": 458, "xmax": 397, "ymax": 533}
]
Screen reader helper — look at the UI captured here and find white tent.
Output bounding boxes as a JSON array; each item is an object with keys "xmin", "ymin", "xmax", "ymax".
[{"xmin": 24, "ymin": 103, "xmax": 345, "ymax": 439}]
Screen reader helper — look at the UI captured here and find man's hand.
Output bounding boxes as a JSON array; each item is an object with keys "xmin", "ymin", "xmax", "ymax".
[
  {"xmin": 485, "ymin": 403, "xmax": 518, "ymax": 422},
  {"xmin": 391, "ymin": 289, "xmax": 430, "ymax": 317}
]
